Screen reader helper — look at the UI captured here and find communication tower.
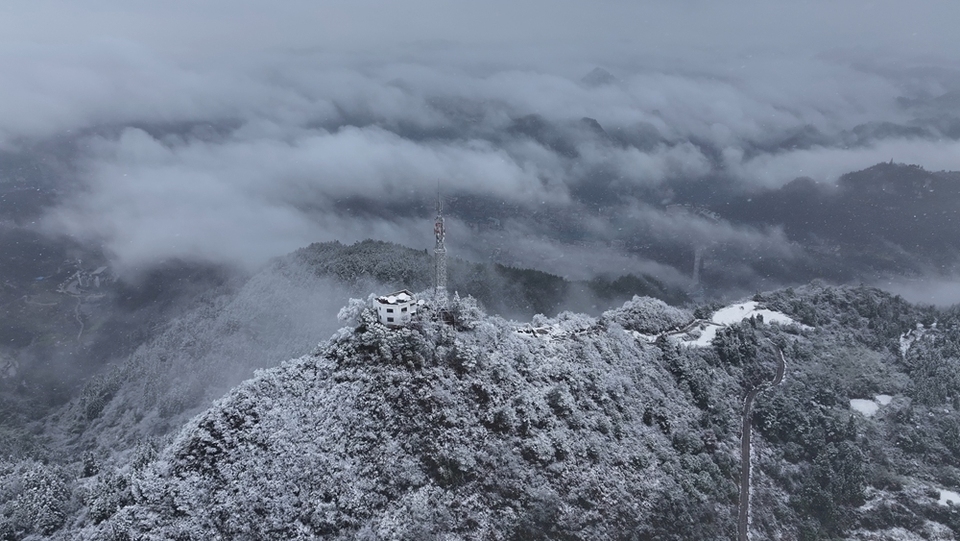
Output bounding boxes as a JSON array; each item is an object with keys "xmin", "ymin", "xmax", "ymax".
[{"xmin": 434, "ymin": 186, "xmax": 448, "ymax": 306}]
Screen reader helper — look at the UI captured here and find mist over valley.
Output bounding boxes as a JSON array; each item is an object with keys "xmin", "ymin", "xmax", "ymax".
[{"xmin": 2, "ymin": 1, "xmax": 960, "ymax": 539}]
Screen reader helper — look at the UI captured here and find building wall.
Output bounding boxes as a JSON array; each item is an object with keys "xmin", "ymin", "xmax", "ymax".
[{"xmin": 377, "ymin": 301, "xmax": 415, "ymax": 326}]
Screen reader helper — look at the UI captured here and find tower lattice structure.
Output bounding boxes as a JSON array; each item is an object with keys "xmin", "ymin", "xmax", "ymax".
[{"xmin": 434, "ymin": 189, "xmax": 447, "ymax": 306}]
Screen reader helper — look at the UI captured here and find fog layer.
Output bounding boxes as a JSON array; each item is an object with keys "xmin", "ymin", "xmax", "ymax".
[{"xmin": 0, "ymin": 1, "xmax": 957, "ymax": 290}]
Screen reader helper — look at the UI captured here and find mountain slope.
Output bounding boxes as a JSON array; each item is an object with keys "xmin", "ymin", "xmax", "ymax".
[
  {"xmin": 715, "ymin": 163, "xmax": 960, "ymax": 278},
  {"xmin": 6, "ymin": 283, "xmax": 960, "ymax": 539},
  {"xmin": 72, "ymin": 295, "xmax": 744, "ymax": 540},
  {"xmin": 27, "ymin": 240, "xmax": 686, "ymax": 463}
]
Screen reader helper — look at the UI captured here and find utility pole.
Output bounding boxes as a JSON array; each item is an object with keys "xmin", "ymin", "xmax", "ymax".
[
  {"xmin": 692, "ymin": 245, "xmax": 704, "ymax": 287},
  {"xmin": 434, "ymin": 184, "xmax": 447, "ymax": 307}
]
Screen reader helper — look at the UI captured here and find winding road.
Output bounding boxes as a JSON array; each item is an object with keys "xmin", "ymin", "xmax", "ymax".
[{"xmin": 737, "ymin": 348, "xmax": 785, "ymax": 541}]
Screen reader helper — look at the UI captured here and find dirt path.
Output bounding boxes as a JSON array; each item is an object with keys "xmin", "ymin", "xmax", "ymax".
[{"xmin": 738, "ymin": 349, "xmax": 785, "ymax": 541}]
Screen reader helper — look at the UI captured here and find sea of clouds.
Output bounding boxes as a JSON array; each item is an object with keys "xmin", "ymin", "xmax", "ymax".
[{"xmin": 0, "ymin": 0, "xmax": 957, "ymax": 286}]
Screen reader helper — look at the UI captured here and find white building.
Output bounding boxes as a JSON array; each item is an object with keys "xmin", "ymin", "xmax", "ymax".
[{"xmin": 375, "ymin": 289, "xmax": 420, "ymax": 327}]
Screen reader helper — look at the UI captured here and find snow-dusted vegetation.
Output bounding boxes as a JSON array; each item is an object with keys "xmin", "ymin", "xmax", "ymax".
[
  {"xmin": 72, "ymin": 294, "xmax": 740, "ymax": 539},
  {"xmin": 3, "ymin": 282, "xmax": 960, "ymax": 539}
]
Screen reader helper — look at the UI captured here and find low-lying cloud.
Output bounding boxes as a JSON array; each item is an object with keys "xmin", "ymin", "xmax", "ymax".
[
  {"xmin": 728, "ymin": 138, "xmax": 960, "ymax": 187},
  {"xmin": 0, "ymin": 1, "xmax": 957, "ymax": 290}
]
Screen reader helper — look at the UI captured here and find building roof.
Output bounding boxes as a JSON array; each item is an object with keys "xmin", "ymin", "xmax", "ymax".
[{"xmin": 376, "ymin": 289, "xmax": 414, "ymax": 305}]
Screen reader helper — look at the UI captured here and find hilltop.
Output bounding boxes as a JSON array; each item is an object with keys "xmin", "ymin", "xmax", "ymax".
[
  {"xmin": 4, "ymin": 283, "xmax": 958, "ymax": 539},
  {"xmin": 53, "ymin": 294, "xmax": 741, "ymax": 540},
  {"xmin": 0, "ymin": 239, "xmax": 686, "ymax": 464},
  {"xmin": 291, "ymin": 239, "xmax": 690, "ymax": 315}
]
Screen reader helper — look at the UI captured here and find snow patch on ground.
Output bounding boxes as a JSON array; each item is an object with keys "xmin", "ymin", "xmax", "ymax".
[
  {"xmin": 850, "ymin": 399, "xmax": 880, "ymax": 417},
  {"xmin": 846, "ymin": 526, "xmax": 938, "ymax": 541},
  {"xmin": 711, "ymin": 301, "xmax": 805, "ymax": 327},
  {"xmin": 673, "ymin": 301, "xmax": 809, "ymax": 348},
  {"xmin": 516, "ymin": 324, "xmax": 562, "ymax": 341},
  {"xmin": 850, "ymin": 395, "xmax": 895, "ymax": 417},
  {"xmin": 900, "ymin": 324, "xmax": 927, "ymax": 356},
  {"xmin": 939, "ymin": 489, "xmax": 960, "ymax": 506},
  {"xmin": 631, "ymin": 331, "xmax": 658, "ymax": 343},
  {"xmin": 516, "ymin": 320, "xmax": 595, "ymax": 341},
  {"xmin": 682, "ymin": 322, "xmax": 723, "ymax": 348}
]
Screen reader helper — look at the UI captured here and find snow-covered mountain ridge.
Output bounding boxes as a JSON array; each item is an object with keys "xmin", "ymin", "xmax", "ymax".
[
  {"xmin": 91, "ymin": 294, "xmax": 740, "ymax": 539},
  {"xmin": 5, "ymin": 283, "xmax": 960, "ymax": 540}
]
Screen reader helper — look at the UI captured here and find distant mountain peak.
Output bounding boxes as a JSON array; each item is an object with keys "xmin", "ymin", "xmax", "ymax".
[{"xmin": 581, "ymin": 67, "xmax": 619, "ymax": 87}]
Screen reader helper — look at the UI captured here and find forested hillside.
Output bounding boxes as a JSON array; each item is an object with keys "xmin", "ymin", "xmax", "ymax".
[
  {"xmin": 714, "ymin": 163, "xmax": 960, "ymax": 281},
  {"xmin": 291, "ymin": 239, "xmax": 689, "ymax": 315},
  {"xmin": 4, "ymin": 283, "xmax": 958, "ymax": 539},
  {"xmin": 0, "ymin": 240, "xmax": 685, "ymax": 464}
]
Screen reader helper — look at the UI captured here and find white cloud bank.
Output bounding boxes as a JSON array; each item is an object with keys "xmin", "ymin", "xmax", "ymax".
[{"xmin": 0, "ymin": 0, "xmax": 956, "ymax": 278}]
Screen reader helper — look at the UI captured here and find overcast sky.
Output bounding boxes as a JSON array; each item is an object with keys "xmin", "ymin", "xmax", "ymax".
[
  {"xmin": 2, "ymin": 1, "xmax": 957, "ymax": 57},
  {"xmin": 2, "ymin": 0, "xmax": 959, "ymax": 284}
]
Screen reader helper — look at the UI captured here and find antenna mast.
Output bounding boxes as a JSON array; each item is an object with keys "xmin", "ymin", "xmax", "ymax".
[{"xmin": 434, "ymin": 183, "xmax": 447, "ymax": 306}]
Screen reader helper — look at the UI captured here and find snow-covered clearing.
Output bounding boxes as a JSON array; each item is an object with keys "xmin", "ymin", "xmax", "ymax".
[
  {"xmin": 850, "ymin": 399, "xmax": 880, "ymax": 417},
  {"xmin": 850, "ymin": 395, "xmax": 894, "ymax": 417},
  {"xmin": 939, "ymin": 489, "xmax": 960, "ymax": 506},
  {"xmin": 711, "ymin": 301, "xmax": 803, "ymax": 327},
  {"xmin": 675, "ymin": 301, "xmax": 809, "ymax": 348},
  {"xmin": 847, "ymin": 525, "xmax": 948, "ymax": 541},
  {"xmin": 682, "ymin": 322, "xmax": 724, "ymax": 348}
]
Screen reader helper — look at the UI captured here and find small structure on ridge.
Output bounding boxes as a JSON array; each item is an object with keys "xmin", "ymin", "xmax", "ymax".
[
  {"xmin": 373, "ymin": 188, "xmax": 448, "ymax": 329},
  {"xmin": 375, "ymin": 289, "xmax": 421, "ymax": 327},
  {"xmin": 434, "ymin": 185, "xmax": 448, "ymax": 307}
]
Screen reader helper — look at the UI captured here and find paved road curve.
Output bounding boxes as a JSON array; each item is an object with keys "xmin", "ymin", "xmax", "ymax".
[{"xmin": 737, "ymin": 349, "xmax": 785, "ymax": 541}]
